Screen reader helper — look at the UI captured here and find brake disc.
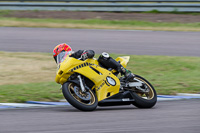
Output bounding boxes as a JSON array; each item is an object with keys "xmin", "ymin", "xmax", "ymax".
[{"xmin": 74, "ymin": 86, "xmax": 91, "ymax": 101}]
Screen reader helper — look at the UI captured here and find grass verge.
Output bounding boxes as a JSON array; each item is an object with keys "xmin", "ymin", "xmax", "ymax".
[
  {"xmin": 1, "ymin": 17, "xmax": 200, "ymax": 31},
  {"xmin": 0, "ymin": 51, "xmax": 200, "ymax": 102}
]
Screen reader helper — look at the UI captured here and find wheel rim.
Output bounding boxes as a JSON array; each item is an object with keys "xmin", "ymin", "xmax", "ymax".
[
  {"xmin": 134, "ymin": 77, "xmax": 154, "ymax": 100},
  {"xmin": 68, "ymin": 83, "xmax": 96, "ymax": 105}
]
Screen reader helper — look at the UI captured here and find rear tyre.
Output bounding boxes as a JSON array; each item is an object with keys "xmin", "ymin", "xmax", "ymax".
[
  {"xmin": 130, "ymin": 75, "xmax": 157, "ymax": 108},
  {"xmin": 62, "ymin": 82, "xmax": 98, "ymax": 111}
]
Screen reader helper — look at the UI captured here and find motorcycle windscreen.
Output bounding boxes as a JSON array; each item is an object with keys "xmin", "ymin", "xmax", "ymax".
[{"xmin": 57, "ymin": 51, "xmax": 72, "ymax": 64}]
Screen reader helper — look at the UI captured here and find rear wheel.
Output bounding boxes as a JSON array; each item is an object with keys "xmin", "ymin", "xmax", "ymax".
[
  {"xmin": 62, "ymin": 82, "xmax": 98, "ymax": 111},
  {"xmin": 129, "ymin": 75, "xmax": 157, "ymax": 108}
]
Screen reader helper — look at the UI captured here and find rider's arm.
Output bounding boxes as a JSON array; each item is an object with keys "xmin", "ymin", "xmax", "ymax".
[
  {"xmin": 70, "ymin": 50, "xmax": 95, "ymax": 60},
  {"xmin": 86, "ymin": 50, "xmax": 95, "ymax": 58}
]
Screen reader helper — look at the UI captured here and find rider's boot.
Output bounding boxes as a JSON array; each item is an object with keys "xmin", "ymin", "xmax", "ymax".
[{"xmin": 119, "ymin": 66, "xmax": 134, "ymax": 82}]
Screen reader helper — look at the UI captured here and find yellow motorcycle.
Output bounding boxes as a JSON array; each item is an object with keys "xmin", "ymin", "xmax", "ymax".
[{"xmin": 55, "ymin": 51, "xmax": 157, "ymax": 111}]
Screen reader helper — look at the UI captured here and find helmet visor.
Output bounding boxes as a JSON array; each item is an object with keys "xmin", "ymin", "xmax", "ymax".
[{"xmin": 57, "ymin": 51, "xmax": 72, "ymax": 64}]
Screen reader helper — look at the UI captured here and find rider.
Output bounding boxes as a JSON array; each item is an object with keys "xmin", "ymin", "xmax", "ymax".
[{"xmin": 53, "ymin": 43, "xmax": 134, "ymax": 81}]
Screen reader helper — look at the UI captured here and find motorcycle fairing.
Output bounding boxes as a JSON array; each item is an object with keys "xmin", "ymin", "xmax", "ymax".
[{"xmin": 55, "ymin": 56, "xmax": 130, "ymax": 101}]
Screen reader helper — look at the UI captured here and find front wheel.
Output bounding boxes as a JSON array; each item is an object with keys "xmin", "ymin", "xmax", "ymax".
[
  {"xmin": 130, "ymin": 75, "xmax": 157, "ymax": 108},
  {"xmin": 62, "ymin": 82, "xmax": 98, "ymax": 111}
]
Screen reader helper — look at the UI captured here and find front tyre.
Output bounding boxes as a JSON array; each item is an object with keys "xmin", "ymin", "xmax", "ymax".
[
  {"xmin": 62, "ymin": 82, "xmax": 98, "ymax": 111},
  {"xmin": 131, "ymin": 75, "xmax": 157, "ymax": 108}
]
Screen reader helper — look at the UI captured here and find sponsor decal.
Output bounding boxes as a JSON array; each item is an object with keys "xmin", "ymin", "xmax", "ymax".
[{"xmin": 97, "ymin": 80, "xmax": 106, "ymax": 91}]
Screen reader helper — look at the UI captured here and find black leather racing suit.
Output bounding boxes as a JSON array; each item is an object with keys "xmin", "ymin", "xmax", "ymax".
[{"xmin": 71, "ymin": 50, "xmax": 127, "ymax": 75}]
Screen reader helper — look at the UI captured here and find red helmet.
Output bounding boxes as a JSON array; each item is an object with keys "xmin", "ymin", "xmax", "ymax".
[{"xmin": 53, "ymin": 43, "xmax": 72, "ymax": 63}]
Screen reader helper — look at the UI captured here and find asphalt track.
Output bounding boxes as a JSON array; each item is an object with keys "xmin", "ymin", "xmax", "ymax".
[
  {"xmin": 0, "ymin": 99, "xmax": 200, "ymax": 133},
  {"xmin": 0, "ymin": 27, "xmax": 200, "ymax": 56}
]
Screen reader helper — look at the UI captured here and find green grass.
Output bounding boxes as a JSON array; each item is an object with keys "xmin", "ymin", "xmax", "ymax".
[
  {"xmin": 0, "ymin": 82, "xmax": 61, "ymax": 103},
  {"xmin": 1, "ymin": 17, "xmax": 200, "ymax": 27},
  {"xmin": 143, "ymin": 9, "xmax": 200, "ymax": 15},
  {"xmin": 0, "ymin": 17, "xmax": 200, "ymax": 31},
  {"xmin": 0, "ymin": 52, "xmax": 200, "ymax": 102},
  {"xmin": 114, "ymin": 54, "xmax": 200, "ymax": 95},
  {"xmin": 0, "ymin": 10, "xmax": 11, "ymax": 16},
  {"xmin": 1, "ymin": 9, "xmax": 200, "ymax": 31}
]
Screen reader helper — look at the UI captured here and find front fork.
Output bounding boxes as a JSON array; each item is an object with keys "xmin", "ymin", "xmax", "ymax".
[
  {"xmin": 77, "ymin": 75, "xmax": 86, "ymax": 92},
  {"xmin": 60, "ymin": 74, "xmax": 87, "ymax": 93}
]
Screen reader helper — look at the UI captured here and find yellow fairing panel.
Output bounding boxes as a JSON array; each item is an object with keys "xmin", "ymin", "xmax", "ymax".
[
  {"xmin": 74, "ymin": 65, "xmax": 120, "ymax": 101},
  {"xmin": 55, "ymin": 57, "xmax": 121, "ymax": 101},
  {"xmin": 116, "ymin": 56, "xmax": 130, "ymax": 68},
  {"xmin": 95, "ymin": 73, "xmax": 120, "ymax": 101},
  {"xmin": 55, "ymin": 56, "xmax": 87, "ymax": 84}
]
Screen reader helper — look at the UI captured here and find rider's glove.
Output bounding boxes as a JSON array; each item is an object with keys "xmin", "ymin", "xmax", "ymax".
[{"xmin": 81, "ymin": 50, "xmax": 88, "ymax": 60}]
